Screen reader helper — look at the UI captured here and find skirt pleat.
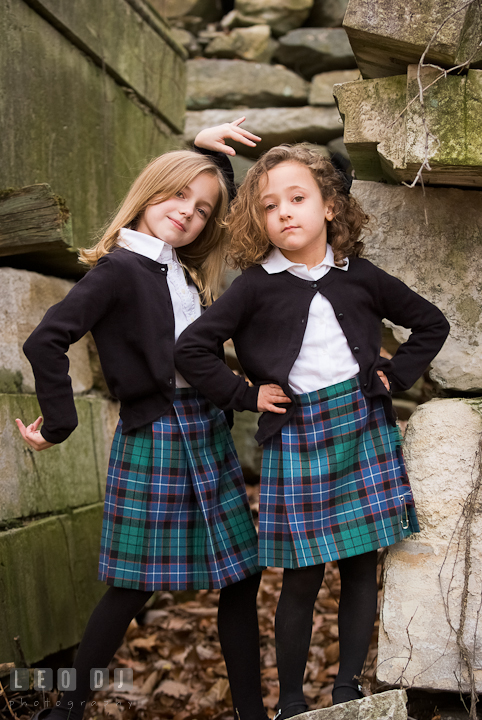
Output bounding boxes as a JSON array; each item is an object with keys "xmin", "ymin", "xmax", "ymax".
[
  {"xmin": 259, "ymin": 376, "xmax": 419, "ymax": 568},
  {"xmin": 98, "ymin": 389, "xmax": 261, "ymax": 590}
]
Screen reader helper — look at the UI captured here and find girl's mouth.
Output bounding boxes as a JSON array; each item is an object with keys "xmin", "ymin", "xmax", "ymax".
[{"xmin": 169, "ymin": 217, "xmax": 185, "ymax": 231}]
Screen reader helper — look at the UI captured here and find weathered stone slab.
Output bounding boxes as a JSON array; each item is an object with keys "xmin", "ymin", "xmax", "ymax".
[
  {"xmin": 307, "ymin": 0, "xmax": 349, "ymax": 28},
  {"xmin": 309, "ymin": 69, "xmax": 360, "ymax": 105},
  {"xmin": 0, "ymin": 185, "xmax": 72, "ymax": 258},
  {"xmin": 185, "ymin": 107, "xmax": 342, "ymax": 156},
  {"xmin": 186, "ymin": 58, "xmax": 309, "ymax": 109},
  {"xmin": 275, "ymin": 28, "xmax": 357, "ymax": 79},
  {"xmin": 0, "ymin": 268, "xmax": 93, "ymax": 396},
  {"xmin": 351, "ymin": 180, "xmax": 482, "ymax": 392},
  {"xmin": 0, "ymin": 0, "xmax": 181, "ymax": 268},
  {"xmin": 0, "ymin": 504, "xmax": 106, "ymax": 666},
  {"xmin": 0, "ymin": 393, "xmax": 118, "ymax": 522},
  {"xmin": 204, "ymin": 25, "xmax": 278, "ymax": 63},
  {"xmin": 151, "ymin": 0, "xmax": 223, "ymax": 23},
  {"xmin": 22, "ymin": 0, "xmax": 186, "ymax": 132},
  {"xmin": 234, "ymin": 0, "xmax": 314, "ymax": 37},
  {"xmin": 343, "ymin": 0, "xmax": 482, "ymax": 79},
  {"xmin": 294, "ymin": 690, "xmax": 407, "ymax": 720},
  {"xmin": 231, "ymin": 411, "xmax": 262, "ymax": 481},
  {"xmin": 378, "ymin": 399, "xmax": 482, "ymax": 692},
  {"xmin": 334, "ymin": 67, "xmax": 482, "ymax": 187}
]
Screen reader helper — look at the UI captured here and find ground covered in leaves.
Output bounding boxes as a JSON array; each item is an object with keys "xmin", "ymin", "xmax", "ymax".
[{"xmin": 4, "ymin": 486, "xmax": 382, "ymax": 720}]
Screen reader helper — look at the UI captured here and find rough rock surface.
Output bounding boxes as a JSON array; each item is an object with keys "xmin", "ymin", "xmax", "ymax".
[
  {"xmin": 351, "ymin": 180, "xmax": 482, "ymax": 392},
  {"xmin": 335, "ymin": 67, "xmax": 482, "ymax": 187},
  {"xmin": 204, "ymin": 25, "xmax": 278, "ymax": 63},
  {"xmin": 185, "ymin": 106, "xmax": 342, "ymax": 156},
  {"xmin": 343, "ymin": 0, "xmax": 482, "ymax": 78},
  {"xmin": 234, "ymin": 0, "xmax": 314, "ymax": 37},
  {"xmin": 186, "ymin": 58, "xmax": 309, "ymax": 109},
  {"xmin": 275, "ymin": 27, "xmax": 357, "ymax": 78},
  {"xmin": 309, "ymin": 69, "xmax": 360, "ymax": 105},
  {"xmin": 378, "ymin": 399, "xmax": 482, "ymax": 692},
  {"xmin": 296, "ymin": 689, "xmax": 408, "ymax": 720},
  {"xmin": 150, "ymin": 0, "xmax": 224, "ymax": 23},
  {"xmin": 0, "ymin": 267, "xmax": 93, "ymax": 395}
]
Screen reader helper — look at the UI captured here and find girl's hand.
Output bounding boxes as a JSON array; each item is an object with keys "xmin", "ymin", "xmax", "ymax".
[
  {"xmin": 377, "ymin": 370, "xmax": 390, "ymax": 392},
  {"xmin": 15, "ymin": 416, "xmax": 55, "ymax": 451},
  {"xmin": 257, "ymin": 384, "xmax": 292, "ymax": 414},
  {"xmin": 194, "ymin": 117, "xmax": 261, "ymax": 156}
]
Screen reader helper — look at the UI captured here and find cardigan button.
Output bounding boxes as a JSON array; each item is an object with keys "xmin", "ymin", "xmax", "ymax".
[
  {"xmin": 169, "ymin": 377, "xmax": 173, "ymax": 385},
  {"xmin": 338, "ymin": 312, "xmax": 344, "ymax": 320},
  {"xmin": 353, "ymin": 346, "xmax": 360, "ymax": 353},
  {"xmin": 310, "ymin": 282, "xmax": 318, "ymax": 289},
  {"xmin": 363, "ymin": 382, "xmax": 368, "ymax": 388}
]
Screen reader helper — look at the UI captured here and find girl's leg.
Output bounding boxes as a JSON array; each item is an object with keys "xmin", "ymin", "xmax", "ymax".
[
  {"xmin": 275, "ymin": 564, "xmax": 325, "ymax": 719},
  {"xmin": 333, "ymin": 550, "xmax": 378, "ymax": 705},
  {"xmin": 218, "ymin": 572, "xmax": 268, "ymax": 720},
  {"xmin": 45, "ymin": 586, "xmax": 152, "ymax": 720}
]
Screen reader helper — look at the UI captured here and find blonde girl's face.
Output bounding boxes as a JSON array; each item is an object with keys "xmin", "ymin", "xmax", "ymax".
[
  {"xmin": 260, "ymin": 161, "xmax": 334, "ymax": 269},
  {"xmin": 136, "ymin": 172, "xmax": 220, "ymax": 248}
]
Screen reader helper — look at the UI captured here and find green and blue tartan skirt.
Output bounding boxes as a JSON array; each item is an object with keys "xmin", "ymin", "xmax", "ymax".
[
  {"xmin": 259, "ymin": 376, "xmax": 419, "ymax": 568},
  {"xmin": 98, "ymin": 388, "xmax": 261, "ymax": 591}
]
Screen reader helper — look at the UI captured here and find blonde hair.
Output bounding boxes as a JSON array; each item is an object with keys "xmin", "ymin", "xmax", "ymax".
[
  {"xmin": 79, "ymin": 150, "xmax": 229, "ymax": 304},
  {"xmin": 226, "ymin": 144, "xmax": 369, "ymax": 270}
]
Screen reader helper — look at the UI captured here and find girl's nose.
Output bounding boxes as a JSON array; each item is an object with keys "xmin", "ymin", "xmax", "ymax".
[
  {"xmin": 180, "ymin": 203, "xmax": 194, "ymax": 219},
  {"xmin": 279, "ymin": 203, "xmax": 292, "ymax": 219}
]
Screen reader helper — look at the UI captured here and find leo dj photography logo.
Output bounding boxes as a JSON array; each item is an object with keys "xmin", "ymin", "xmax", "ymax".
[{"xmin": 10, "ymin": 667, "xmax": 134, "ymax": 692}]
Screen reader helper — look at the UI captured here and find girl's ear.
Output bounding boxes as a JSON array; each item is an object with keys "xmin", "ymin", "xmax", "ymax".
[{"xmin": 325, "ymin": 205, "xmax": 334, "ymax": 221}]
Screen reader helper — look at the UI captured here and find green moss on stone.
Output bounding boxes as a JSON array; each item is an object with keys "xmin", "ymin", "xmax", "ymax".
[{"xmin": 0, "ymin": 370, "xmax": 23, "ymax": 393}]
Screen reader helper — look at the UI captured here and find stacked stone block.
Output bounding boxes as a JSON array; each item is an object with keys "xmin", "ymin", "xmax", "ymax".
[
  {"xmin": 339, "ymin": 0, "xmax": 482, "ymax": 695},
  {"xmin": 0, "ymin": 0, "xmax": 186, "ymax": 666}
]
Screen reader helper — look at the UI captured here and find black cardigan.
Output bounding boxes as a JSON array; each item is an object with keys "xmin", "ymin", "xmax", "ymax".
[
  {"xmin": 175, "ymin": 257, "xmax": 450, "ymax": 445},
  {"xmin": 23, "ymin": 148, "xmax": 235, "ymax": 444}
]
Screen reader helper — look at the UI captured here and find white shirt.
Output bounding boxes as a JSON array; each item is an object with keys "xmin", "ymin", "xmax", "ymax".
[
  {"xmin": 262, "ymin": 245, "xmax": 360, "ymax": 394},
  {"xmin": 118, "ymin": 228, "xmax": 201, "ymax": 388}
]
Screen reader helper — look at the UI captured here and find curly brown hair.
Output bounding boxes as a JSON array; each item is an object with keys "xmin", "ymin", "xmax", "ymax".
[{"xmin": 226, "ymin": 144, "xmax": 369, "ymax": 269}]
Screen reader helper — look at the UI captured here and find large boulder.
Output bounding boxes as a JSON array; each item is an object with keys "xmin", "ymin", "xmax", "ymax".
[
  {"xmin": 343, "ymin": 0, "xmax": 482, "ymax": 78},
  {"xmin": 275, "ymin": 28, "xmax": 357, "ymax": 79},
  {"xmin": 351, "ymin": 180, "xmax": 482, "ymax": 393},
  {"xmin": 149, "ymin": 0, "xmax": 223, "ymax": 23},
  {"xmin": 185, "ymin": 106, "xmax": 343, "ymax": 156},
  {"xmin": 334, "ymin": 66, "xmax": 482, "ymax": 187},
  {"xmin": 0, "ymin": 267, "xmax": 93, "ymax": 395},
  {"xmin": 309, "ymin": 69, "xmax": 360, "ymax": 105},
  {"xmin": 297, "ymin": 690, "xmax": 407, "ymax": 720},
  {"xmin": 378, "ymin": 399, "xmax": 482, "ymax": 692},
  {"xmin": 204, "ymin": 25, "xmax": 278, "ymax": 63},
  {"xmin": 186, "ymin": 58, "xmax": 309, "ymax": 109},
  {"xmin": 234, "ymin": 0, "xmax": 314, "ymax": 37}
]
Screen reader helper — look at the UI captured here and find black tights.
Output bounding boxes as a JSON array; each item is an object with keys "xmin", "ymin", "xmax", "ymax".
[
  {"xmin": 275, "ymin": 550, "xmax": 378, "ymax": 716},
  {"xmin": 48, "ymin": 574, "xmax": 265, "ymax": 720}
]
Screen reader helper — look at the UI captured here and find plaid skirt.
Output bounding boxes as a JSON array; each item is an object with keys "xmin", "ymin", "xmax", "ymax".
[
  {"xmin": 98, "ymin": 389, "xmax": 261, "ymax": 590},
  {"xmin": 259, "ymin": 376, "xmax": 419, "ymax": 568}
]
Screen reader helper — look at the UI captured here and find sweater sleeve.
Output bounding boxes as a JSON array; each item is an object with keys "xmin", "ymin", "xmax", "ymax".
[
  {"xmin": 375, "ymin": 266, "xmax": 450, "ymax": 393},
  {"xmin": 194, "ymin": 145, "xmax": 236, "ymax": 204},
  {"xmin": 23, "ymin": 257, "xmax": 117, "ymax": 443},
  {"xmin": 175, "ymin": 273, "xmax": 259, "ymax": 412}
]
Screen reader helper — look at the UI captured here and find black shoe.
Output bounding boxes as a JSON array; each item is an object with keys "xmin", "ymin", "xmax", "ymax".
[
  {"xmin": 273, "ymin": 702, "xmax": 309, "ymax": 720},
  {"xmin": 332, "ymin": 683, "xmax": 364, "ymax": 705},
  {"xmin": 30, "ymin": 710, "xmax": 53, "ymax": 720}
]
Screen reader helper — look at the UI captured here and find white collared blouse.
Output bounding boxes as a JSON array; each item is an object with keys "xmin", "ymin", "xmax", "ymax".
[
  {"xmin": 118, "ymin": 228, "xmax": 201, "ymax": 388},
  {"xmin": 261, "ymin": 245, "xmax": 360, "ymax": 394}
]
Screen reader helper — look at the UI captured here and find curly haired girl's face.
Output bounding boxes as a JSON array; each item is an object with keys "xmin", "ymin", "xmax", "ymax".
[
  {"xmin": 137, "ymin": 172, "xmax": 219, "ymax": 248},
  {"xmin": 261, "ymin": 161, "xmax": 334, "ymax": 268}
]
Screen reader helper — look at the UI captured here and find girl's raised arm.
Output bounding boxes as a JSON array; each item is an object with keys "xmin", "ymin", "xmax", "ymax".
[{"xmin": 194, "ymin": 117, "xmax": 261, "ymax": 156}]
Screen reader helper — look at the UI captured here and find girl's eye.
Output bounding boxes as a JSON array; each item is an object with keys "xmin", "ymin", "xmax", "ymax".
[
  {"xmin": 293, "ymin": 195, "xmax": 304, "ymax": 203},
  {"xmin": 265, "ymin": 203, "xmax": 276, "ymax": 212},
  {"xmin": 197, "ymin": 207, "xmax": 207, "ymax": 218},
  {"xmin": 176, "ymin": 191, "xmax": 185, "ymax": 198}
]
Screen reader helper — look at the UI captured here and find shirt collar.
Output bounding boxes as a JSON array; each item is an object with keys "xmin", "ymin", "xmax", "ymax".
[
  {"xmin": 261, "ymin": 244, "xmax": 349, "ymax": 275},
  {"xmin": 118, "ymin": 227, "xmax": 174, "ymax": 263}
]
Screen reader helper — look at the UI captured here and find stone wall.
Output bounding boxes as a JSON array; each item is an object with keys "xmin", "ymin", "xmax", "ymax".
[{"xmin": 0, "ymin": 0, "xmax": 186, "ymax": 666}]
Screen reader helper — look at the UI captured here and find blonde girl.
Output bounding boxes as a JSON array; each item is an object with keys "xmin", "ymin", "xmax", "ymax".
[
  {"xmin": 176, "ymin": 144, "xmax": 450, "ymax": 717},
  {"xmin": 17, "ymin": 121, "xmax": 270, "ymax": 720}
]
